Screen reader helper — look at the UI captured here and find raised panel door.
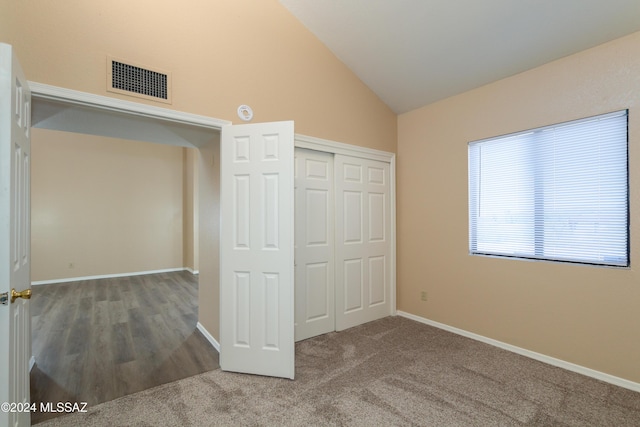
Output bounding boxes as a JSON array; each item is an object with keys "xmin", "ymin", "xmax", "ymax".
[
  {"xmin": 335, "ymin": 155, "xmax": 391, "ymax": 331},
  {"xmin": 220, "ymin": 121, "xmax": 294, "ymax": 379},
  {"xmin": 294, "ymin": 148, "xmax": 335, "ymax": 341}
]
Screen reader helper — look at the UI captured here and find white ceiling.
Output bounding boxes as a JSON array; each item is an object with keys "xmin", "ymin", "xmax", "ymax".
[{"xmin": 279, "ymin": 0, "xmax": 640, "ymax": 114}]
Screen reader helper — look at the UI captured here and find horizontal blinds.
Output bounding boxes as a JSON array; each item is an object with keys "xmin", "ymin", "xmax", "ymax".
[{"xmin": 468, "ymin": 111, "xmax": 628, "ymax": 266}]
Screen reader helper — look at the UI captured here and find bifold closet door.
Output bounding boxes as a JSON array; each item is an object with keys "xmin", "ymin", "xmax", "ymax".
[
  {"xmin": 220, "ymin": 121, "xmax": 295, "ymax": 379},
  {"xmin": 294, "ymin": 148, "xmax": 335, "ymax": 341},
  {"xmin": 335, "ymin": 155, "xmax": 391, "ymax": 331}
]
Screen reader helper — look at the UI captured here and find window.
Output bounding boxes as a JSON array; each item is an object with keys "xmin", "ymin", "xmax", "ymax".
[{"xmin": 468, "ymin": 111, "xmax": 628, "ymax": 267}]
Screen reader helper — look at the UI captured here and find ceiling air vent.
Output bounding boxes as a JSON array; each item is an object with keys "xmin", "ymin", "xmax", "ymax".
[{"xmin": 107, "ymin": 56, "xmax": 172, "ymax": 104}]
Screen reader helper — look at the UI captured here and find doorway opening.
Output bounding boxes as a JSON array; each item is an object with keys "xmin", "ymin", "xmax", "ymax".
[
  {"xmin": 27, "ymin": 83, "xmax": 227, "ymax": 422},
  {"xmin": 28, "ymin": 130, "xmax": 218, "ymax": 423}
]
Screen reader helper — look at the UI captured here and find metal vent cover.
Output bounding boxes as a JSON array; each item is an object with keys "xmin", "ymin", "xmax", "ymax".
[{"xmin": 107, "ymin": 56, "xmax": 172, "ymax": 104}]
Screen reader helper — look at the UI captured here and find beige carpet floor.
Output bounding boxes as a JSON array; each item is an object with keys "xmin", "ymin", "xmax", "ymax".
[{"xmin": 37, "ymin": 316, "xmax": 640, "ymax": 426}]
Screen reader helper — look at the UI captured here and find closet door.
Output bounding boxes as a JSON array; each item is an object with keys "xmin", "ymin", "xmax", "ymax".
[
  {"xmin": 335, "ymin": 155, "xmax": 391, "ymax": 331},
  {"xmin": 294, "ymin": 148, "xmax": 334, "ymax": 341}
]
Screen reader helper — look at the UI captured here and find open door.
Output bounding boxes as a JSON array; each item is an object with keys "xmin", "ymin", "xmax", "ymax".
[
  {"xmin": 0, "ymin": 43, "xmax": 32, "ymax": 427},
  {"xmin": 219, "ymin": 121, "xmax": 295, "ymax": 379}
]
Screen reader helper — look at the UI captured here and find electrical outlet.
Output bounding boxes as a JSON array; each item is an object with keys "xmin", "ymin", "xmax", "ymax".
[{"xmin": 420, "ymin": 291, "xmax": 427, "ymax": 301}]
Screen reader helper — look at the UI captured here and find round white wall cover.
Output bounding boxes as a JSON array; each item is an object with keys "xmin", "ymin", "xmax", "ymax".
[{"xmin": 237, "ymin": 104, "xmax": 254, "ymax": 121}]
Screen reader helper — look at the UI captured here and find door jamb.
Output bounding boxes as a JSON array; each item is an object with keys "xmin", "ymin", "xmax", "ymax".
[{"xmin": 29, "ymin": 82, "xmax": 230, "ymax": 130}]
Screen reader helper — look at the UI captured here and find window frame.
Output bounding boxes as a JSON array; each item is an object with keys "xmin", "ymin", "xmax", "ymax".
[{"xmin": 468, "ymin": 110, "xmax": 630, "ymax": 268}]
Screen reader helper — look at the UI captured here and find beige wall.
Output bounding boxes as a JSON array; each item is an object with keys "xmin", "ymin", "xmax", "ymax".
[
  {"xmin": 397, "ymin": 31, "xmax": 640, "ymax": 383},
  {"xmin": 183, "ymin": 147, "xmax": 199, "ymax": 272},
  {"xmin": 197, "ymin": 136, "xmax": 220, "ymax": 340},
  {"xmin": 0, "ymin": 0, "xmax": 12, "ymax": 44},
  {"xmin": 31, "ymin": 129, "xmax": 186, "ymax": 281},
  {"xmin": 4, "ymin": 0, "xmax": 396, "ymax": 153}
]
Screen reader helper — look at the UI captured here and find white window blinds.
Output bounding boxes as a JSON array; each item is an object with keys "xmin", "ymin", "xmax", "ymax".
[{"xmin": 468, "ymin": 110, "xmax": 628, "ymax": 267}]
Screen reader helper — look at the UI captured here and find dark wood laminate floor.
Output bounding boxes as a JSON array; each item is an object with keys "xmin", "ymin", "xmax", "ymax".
[{"xmin": 30, "ymin": 271, "xmax": 219, "ymax": 424}]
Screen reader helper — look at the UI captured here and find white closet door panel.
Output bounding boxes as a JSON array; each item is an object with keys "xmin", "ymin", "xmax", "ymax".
[
  {"xmin": 343, "ymin": 191, "xmax": 363, "ymax": 244},
  {"xmin": 305, "ymin": 262, "xmax": 329, "ymax": 319},
  {"xmin": 343, "ymin": 258, "xmax": 363, "ymax": 312},
  {"xmin": 220, "ymin": 121, "xmax": 294, "ymax": 379},
  {"xmin": 368, "ymin": 255, "xmax": 386, "ymax": 305},
  {"xmin": 335, "ymin": 155, "xmax": 391, "ymax": 331},
  {"xmin": 294, "ymin": 148, "xmax": 335, "ymax": 341}
]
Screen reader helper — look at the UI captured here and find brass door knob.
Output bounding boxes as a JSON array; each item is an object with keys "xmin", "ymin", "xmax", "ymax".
[{"xmin": 11, "ymin": 288, "xmax": 31, "ymax": 303}]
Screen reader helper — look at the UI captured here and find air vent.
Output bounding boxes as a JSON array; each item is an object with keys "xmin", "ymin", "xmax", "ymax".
[{"xmin": 107, "ymin": 56, "xmax": 172, "ymax": 104}]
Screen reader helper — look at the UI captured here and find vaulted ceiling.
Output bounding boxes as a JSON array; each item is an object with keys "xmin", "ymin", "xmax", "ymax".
[{"xmin": 280, "ymin": 0, "xmax": 640, "ymax": 114}]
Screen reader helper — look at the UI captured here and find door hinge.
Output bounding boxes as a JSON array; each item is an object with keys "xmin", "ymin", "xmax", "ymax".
[{"xmin": 0, "ymin": 292, "xmax": 8, "ymax": 306}]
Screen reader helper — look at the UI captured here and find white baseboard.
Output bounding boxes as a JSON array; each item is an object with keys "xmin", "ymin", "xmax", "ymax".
[
  {"xmin": 31, "ymin": 267, "xmax": 191, "ymax": 285},
  {"xmin": 185, "ymin": 267, "xmax": 199, "ymax": 275},
  {"xmin": 396, "ymin": 310, "xmax": 640, "ymax": 393},
  {"xmin": 29, "ymin": 356, "xmax": 35, "ymax": 372},
  {"xmin": 196, "ymin": 322, "xmax": 220, "ymax": 352}
]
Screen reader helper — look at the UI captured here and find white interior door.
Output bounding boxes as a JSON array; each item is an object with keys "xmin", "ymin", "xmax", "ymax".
[
  {"xmin": 220, "ymin": 121, "xmax": 295, "ymax": 379},
  {"xmin": 0, "ymin": 43, "xmax": 32, "ymax": 427},
  {"xmin": 294, "ymin": 148, "xmax": 334, "ymax": 342},
  {"xmin": 335, "ymin": 155, "xmax": 391, "ymax": 331}
]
